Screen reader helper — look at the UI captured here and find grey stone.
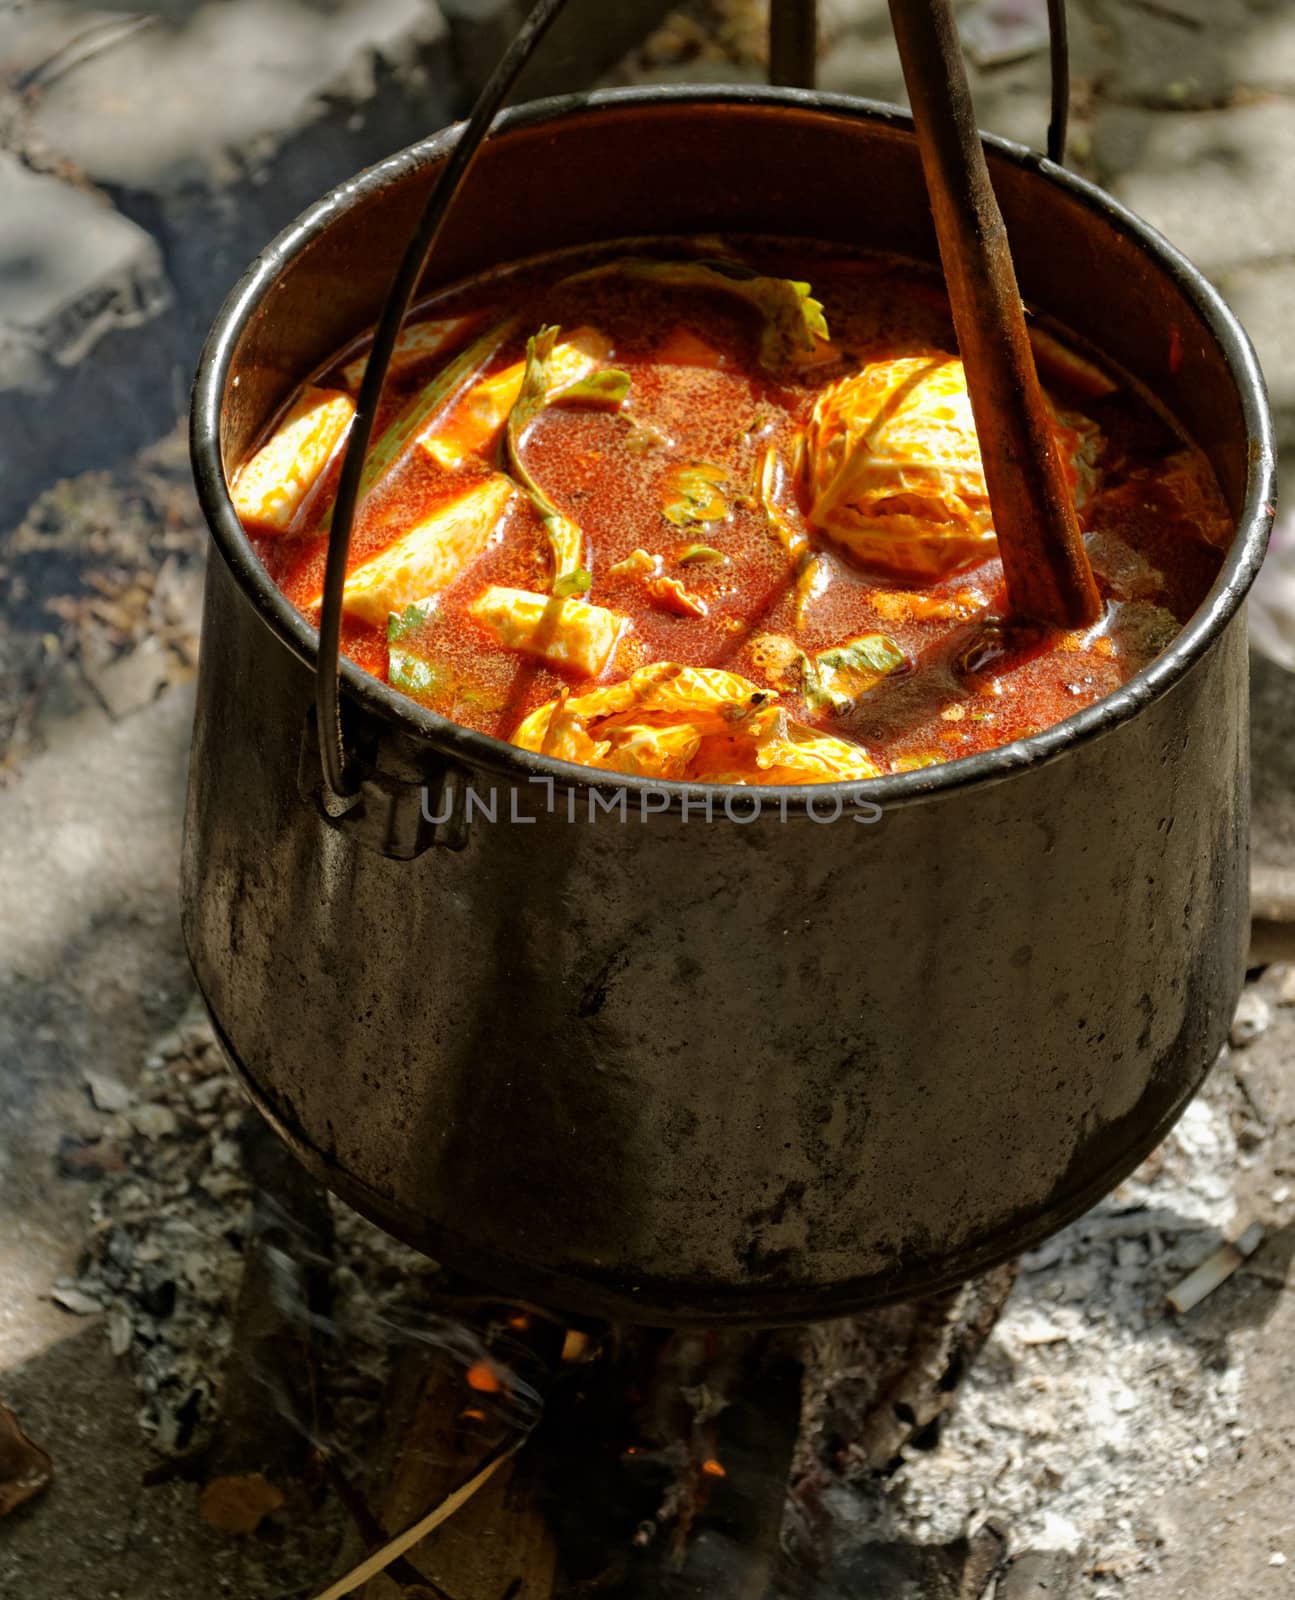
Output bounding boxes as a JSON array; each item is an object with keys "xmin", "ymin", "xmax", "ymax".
[
  {"xmin": 30, "ymin": 0, "xmax": 445, "ymax": 194},
  {"xmin": 127, "ymin": 1101, "xmax": 179, "ymax": 1139},
  {"xmin": 0, "ymin": 153, "xmax": 167, "ymax": 354},
  {"xmin": 1230, "ymin": 988, "xmax": 1273, "ymax": 1048},
  {"xmin": 49, "ymin": 1284, "xmax": 102, "ymax": 1316},
  {"xmin": 1092, "ymin": 99, "xmax": 1295, "ymax": 275},
  {"xmin": 1226, "ymin": 0, "xmax": 1295, "ymax": 91},
  {"xmin": 83, "ymin": 1068, "xmax": 131, "ymax": 1112},
  {"xmin": 0, "ymin": 0, "xmax": 477, "ymax": 526},
  {"xmin": 0, "ymin": 4, "xmax": 124, "ymax": 88},
  {"xmin": 0, "ymin": 151, "xmax": 177, "ymax": 526},
  {"xmin": 85, "ymin": 634, "xmax": 176, "ymax": 720},
  {"xmin": 25, "ymin": 0, "xmax": 457, "ymax": 355}
]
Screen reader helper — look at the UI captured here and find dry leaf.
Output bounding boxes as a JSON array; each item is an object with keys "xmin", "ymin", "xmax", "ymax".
[
  {"xmin": 199, "ymin": 1472, "xmax": 285, "ymax": 1534},
  {"xmin": 0, "ymin": 1400, "xmax": 53, "ymax": 1517}
]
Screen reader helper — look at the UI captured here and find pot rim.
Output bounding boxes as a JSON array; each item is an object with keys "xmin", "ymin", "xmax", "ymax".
[{"xmin": 190, "ymin": 85, "xmax": 1276, "ymax": 813}]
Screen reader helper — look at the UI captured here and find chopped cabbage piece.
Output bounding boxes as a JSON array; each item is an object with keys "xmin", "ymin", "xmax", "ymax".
[
  {"xmin": 469, "ymin": 586, "xmax": 627, "ymax": 678},
  {"xmin": 872, "ymin": 588, "xmax": 986, "ymax": 623},
  {"xmin": 602, "ymin": 721, "xmax": 703, "ymax": 779},
  {"xmin": 691, "ymin": 704, "xmax": 882, "ymax": 784},
  {"xmin": 810, "ymin": 633, "xmax": 907, "ymax": 711},
  {"xmin": 755, "ymin": 447, "xmax": 809, "ymax": 558},
  {"xmin": 609, "ymin": 548, "xmax": 662, "ymax": 578},
  {"xmin": 646, "ymin": 575, "xmax": 708, "ymax": 617},
  {"xmin": 232, "ymin": 387, "xmax": 355, "ymax": 532},
  {"xmin": 552, "ymin": 568, "xmax": 593, "ymax": 598},
  {"xmin": 386, "ymin": 599, "xmax": 444, "ymax": 697},
  {"xmin": 663, "ymin": 462, "xmax": 728, "ymax": 527},
  {"xmin": 802, "ymin": 354, "xmax": 1097, "ymax": 582},
  {"xmin": 325, "ymin": 475, "xmax": 514, "ymax": 626},
  {"xmin": 511, "ymin": 662, "xmax": 880, "ymax": 784},
  {"xmin": 751, "ymin": 631, "xmax": 906, "ymax": 714},
  {"xmin": 566, "ymin": 258, "xmax": 829, "ymax": 369},
  {"xmin": 503, "ymin": 327, "xmax": 625, "ymax": 587}
]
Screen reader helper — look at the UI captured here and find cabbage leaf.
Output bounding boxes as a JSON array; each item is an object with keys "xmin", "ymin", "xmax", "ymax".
[
  {"xmin": 565, "ymin": 258, "xmax": 829, "ymax": 370},
  {"xmin": 505, "ymin": 325, "xmax": 630, "ymax": 588}
]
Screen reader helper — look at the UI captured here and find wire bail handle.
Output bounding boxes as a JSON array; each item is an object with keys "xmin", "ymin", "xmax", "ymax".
[{"xmin": 314, "ymin": 0, "xmax": 1073, "ymax": 806}]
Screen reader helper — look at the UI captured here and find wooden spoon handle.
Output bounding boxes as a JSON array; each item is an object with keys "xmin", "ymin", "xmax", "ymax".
[{"xmin": 888, "ymin": 0, "xmax": 1102, "ymax": 630}]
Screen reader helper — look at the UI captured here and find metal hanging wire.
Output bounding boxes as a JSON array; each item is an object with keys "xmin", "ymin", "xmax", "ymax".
[
  {"xmin": 312, "ymin": 0, "xmax": 1072, "ymax": 805},
  {"xmin": 1047, "ymin": 0, "xmax": 1070, "ymax": 163},
  {"xmin": 315, "ymin": 0, "xmax": 576, "ymax": 805}
]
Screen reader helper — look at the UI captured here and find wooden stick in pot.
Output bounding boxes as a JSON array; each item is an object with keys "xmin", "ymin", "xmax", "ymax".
[{"xmin": 887, "ymin": 0, "xmax": 1102, "ymax": 630}]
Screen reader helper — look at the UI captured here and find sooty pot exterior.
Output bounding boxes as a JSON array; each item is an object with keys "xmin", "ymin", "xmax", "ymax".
[{"xmin": 185, "ymin": 91, "xmax": 1273, "ymax": 1325}]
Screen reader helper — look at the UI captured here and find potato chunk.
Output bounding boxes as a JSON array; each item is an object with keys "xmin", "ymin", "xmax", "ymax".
[
  {"xmin": 469, "ymin": 586, "xmax": 627, "ymax": 678},
  {"xmin": 232, "ymin": 387, "xmax": 355, "ymax": 533},
  {"xmin": 329, "ymin": 476, "xmax": 514, "ymax": 626}
]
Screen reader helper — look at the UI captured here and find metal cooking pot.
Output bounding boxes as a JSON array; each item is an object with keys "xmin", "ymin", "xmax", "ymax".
[{"xmin": 185, "ymin": 88, "xmax": 1274, "ymax": 1326}]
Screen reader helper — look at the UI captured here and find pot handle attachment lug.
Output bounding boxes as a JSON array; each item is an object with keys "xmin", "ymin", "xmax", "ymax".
[{"xmin": 298, "ymin": 710, "xmax": 470, "ymax": 858}]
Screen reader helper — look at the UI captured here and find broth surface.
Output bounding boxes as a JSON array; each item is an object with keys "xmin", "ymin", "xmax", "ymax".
[{"xmin": 236, "ymin": 239, "xmax": 1230, "ymax": 782}]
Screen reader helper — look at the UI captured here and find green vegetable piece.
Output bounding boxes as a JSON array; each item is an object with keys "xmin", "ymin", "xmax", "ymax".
[
  {"xmin": 817, "ymin": 633, "xmax": 907, "ymax": 679},
  {"xmin": 388, "ymin": 654, "xmax": 444, "ymax": 696},
  {"xmin": 505, "ymin": 325, "xmax": 613, "ymax": 587},
  {"xmin": 387, "ymin": 599, "xmax": 436, "ymax": 643},
  {"xmin": 552, "ymin": 567, "xmax": 593, "ymax": 598},
  {"xmin": 801, "ymin": 633, "xmax": 907, "ymax": 715},
  {"xmin": 663, "ymin": 463, "xmax": 728, "ymax": 527},
  {"xmin": 677, "ymin": 543, "xmax": 727, "ymax": 565},
  {"xmin": 321, "ymin": 319, "xmax": 517, "ymax": 530},
  {"xmin": 553, "ymin": 368, "xmax": 631, "ymax": 409},
  {"xmin": 565, "ymin": 257, "xmax": 829, "ymax": 369},
  {"xmin": 798, "ymin": 653, "xmax": 838, "ymax": 715},
  {"xmin": 387, "ymin": 599, "xmax": 446, "ymax": 698}
]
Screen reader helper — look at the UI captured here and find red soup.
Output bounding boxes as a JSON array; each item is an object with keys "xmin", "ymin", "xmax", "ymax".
[{"xmin": 232, "ymin": 240, "xmax": 1229, "ymax": 784}]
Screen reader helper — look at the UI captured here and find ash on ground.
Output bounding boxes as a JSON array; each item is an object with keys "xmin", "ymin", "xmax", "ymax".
[
  {"xmin": 784, "ymin": 968, "xmax": 1294, "ymax": 1596},
  {"xmin": 58, "ymin": 999, "xmax": 444, "ymax": 1464},
  {"xmin": 54, "ymin": 970, "xmax": 1294, "ymax": 1596},
  {"xmin": 794, "ymin": 1096, "xmax": 1244, "ymax": 1592}
]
